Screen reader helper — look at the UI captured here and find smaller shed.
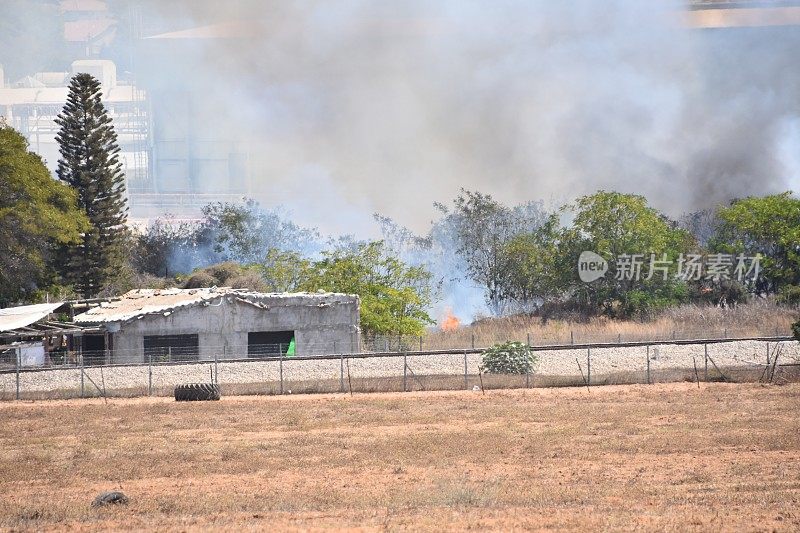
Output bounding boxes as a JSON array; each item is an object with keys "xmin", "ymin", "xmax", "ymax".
[
  {"xmin": 72, "ymin": 288, "xmax": 360, "ymax": 364},
  {"xmin": 0, "ymin": 302, "xmax": 87, "ymax": 368}
]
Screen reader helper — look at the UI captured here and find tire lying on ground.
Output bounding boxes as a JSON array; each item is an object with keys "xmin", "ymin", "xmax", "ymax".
[{"xmin": 174, "ymin": 383, "xmax": 221, "ymax": 401}]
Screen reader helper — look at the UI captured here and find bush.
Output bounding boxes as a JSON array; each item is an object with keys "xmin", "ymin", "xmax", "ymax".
[
  {"xmin": 792, "ymin": 320, "xmax": 800, "ymax": 342},
  {"xmin": 205, "ymin": 262, "xmax": 246, "ymax": 284},
  {"xmin": 778, "ymin": 285, "xmax": 800, "ymax": 306},
  {"xmin": 480, "ymin": 341, "xmax": 538, "ymax": 374},
  {"xmin": 183, "ymin": 271, "xmax": 217, "ymax": 289},
  {"xmin": 228, "ymin": 272, "xmax": 269, "ymax": 292}
]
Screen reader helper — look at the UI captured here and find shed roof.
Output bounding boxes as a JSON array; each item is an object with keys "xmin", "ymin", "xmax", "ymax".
[
  {"xmin": 72, "ymin": 288, "xmax": 357, "ymax": 324},
  {"xmin": 0, "ymin": 303, "xmax": 63, "ymax": 332}
]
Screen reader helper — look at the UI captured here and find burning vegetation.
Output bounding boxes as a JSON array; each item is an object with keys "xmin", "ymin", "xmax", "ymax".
[{"xmin": 440, "ymin": 308, "xmax": 460, "ymax": 331}]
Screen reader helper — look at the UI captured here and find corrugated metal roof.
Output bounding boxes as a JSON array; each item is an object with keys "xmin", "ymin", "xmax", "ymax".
[
  {"xmin": 72, "ymin": 288, "xmax": 357, "ymax": 324},
  {"xmin": 0, "ymin": 303, "xmax": 63, "ymax": 332}
]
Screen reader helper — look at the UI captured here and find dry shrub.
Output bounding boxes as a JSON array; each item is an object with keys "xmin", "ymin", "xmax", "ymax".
[
  {"xmin": 183, "ymin": 271, "xmax": 217, "ymax": 289},
  {"xmin": 228, "ymin": 272, "xmax": 269, "ymax": 292}
]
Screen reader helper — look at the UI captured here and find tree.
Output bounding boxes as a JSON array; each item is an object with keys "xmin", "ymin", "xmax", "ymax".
[
  {"xmin": 131, "ymin": 217, "xmax": 205, "ymax": 277},
  {"xmin": 0, "ymin": 123, "xmax": 89, "ymax": 305},
  {"xmin": 257, "ymin": 248, "xmax": 313, "ymax": 293},
  {"xmin": 713, "ymin": 192, "xmax": 800, "ymax": 296},
  {"xmin": 298, "ymin": 241, "xmax": 436, "ymax": 337},
  {"xmin": 196, "ymin": 200, "xmax": 320, "ymax": 264},
  {"xmin": 55, "ymin": 73, "xmax": 129, "ymax": 297},
  {"xmin": 501, "ymin": 214, "xmax": 565, "ymax": 312},
  {"xmin": 443, "ymin": 189, "xmax": 550, "ymax": 315},
  {"xmin": 562, "ymin": 191, "xmax": 693, "ymax": 318}
]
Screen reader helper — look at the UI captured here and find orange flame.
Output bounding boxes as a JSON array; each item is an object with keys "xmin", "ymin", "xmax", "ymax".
[{"xmin": 440, "ymin": 308, "xmax": 460, "ymax": 331}]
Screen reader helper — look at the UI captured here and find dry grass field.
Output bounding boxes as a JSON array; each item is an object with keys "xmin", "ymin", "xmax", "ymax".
[
  {"xmin": 1, "ymin": 383, "xmax": 799, "ymax": 531},
  {"xmin": 426, "ymin": 301, "xmax": 798, "ymax": 348}
]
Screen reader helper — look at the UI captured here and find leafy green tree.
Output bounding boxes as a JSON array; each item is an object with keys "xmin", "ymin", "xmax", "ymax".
[
  {"xmin": 442, "ymin": 189, "xmax": 549, "ymax": 315},
  {"xmin": 563, "ymin": 191, "xmax": 694, "ymax": 318},
  {"xmin": 501, "ymin": 214, "xmax": 565, "ymax": 312},
  {"xmin": 197, "ymin": 200, "xmax": 320, "ymax": 264},
  {"xmin": 713, "ymin": 192, "xmax": 800, "ymax": 296},
  {"xmin": 298, "ymin": 241, "xmax": 436, "ymax": 337},
  {"xmin": 0, "ymin": 123, "xmax": 89, "ymax": 305},
  {"xmin": 257, "ymin": 249, "xmax": 313, "ymax": 293},
  {"xmin": 131, "ymin": 218, "xmax": 198, "ymax": 277},
  {"xmin": 55, "ymin": 73, "xmax": 129, "ymax": 297}
]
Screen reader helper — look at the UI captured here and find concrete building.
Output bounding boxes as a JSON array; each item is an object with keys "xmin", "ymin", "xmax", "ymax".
[{"xmin": 72, "ymin": 288, "xmax": 360, "ymax": 363}]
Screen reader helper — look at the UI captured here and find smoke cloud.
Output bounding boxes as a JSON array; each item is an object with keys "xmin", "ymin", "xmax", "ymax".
[
  {"xmin": 2, "ymin": 0, "xmax": 799, "ymax": 235},
  {"xmin": 144, "ymin": 0, "xmax": 800, "ymax": 234}
]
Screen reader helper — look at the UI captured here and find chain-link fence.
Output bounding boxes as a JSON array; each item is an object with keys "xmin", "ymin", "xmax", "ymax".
[
  {"xmin": 364, "ymin": 325, "xmax": 793, "ymax": 352},
  {"xmin": 1, "ymin": 334, "xmax": 798, "ymax": 400}
]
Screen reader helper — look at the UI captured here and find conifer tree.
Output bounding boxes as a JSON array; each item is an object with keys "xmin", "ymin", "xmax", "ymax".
[{"xmin": 55, "ymin": 73, "xmax": 128, "ymax": 297}]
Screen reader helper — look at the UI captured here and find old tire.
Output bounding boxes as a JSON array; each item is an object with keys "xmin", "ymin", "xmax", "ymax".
[{"xmin": 174, "ymin": 383, "xmax": 221, "ymax": 402}]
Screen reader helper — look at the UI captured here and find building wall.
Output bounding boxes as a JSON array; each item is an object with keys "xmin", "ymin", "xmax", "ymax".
[{"xmin": 109, "ymin": 296, "xmax": 360, "ymax": 363}]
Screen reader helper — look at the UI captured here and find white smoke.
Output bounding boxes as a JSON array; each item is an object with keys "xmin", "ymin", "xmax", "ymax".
[{"xmin": 148, "ymin": 0, "xmax": 800, "ymax": 234}]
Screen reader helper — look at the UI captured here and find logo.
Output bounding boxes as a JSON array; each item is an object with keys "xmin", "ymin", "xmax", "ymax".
[{"xmin": 578, "ymin": 251, "xmax": 608, "ymax": 283}]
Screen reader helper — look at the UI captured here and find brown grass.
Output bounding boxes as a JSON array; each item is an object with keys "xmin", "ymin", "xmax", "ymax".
[
  {"xmin": 0, "ymin": 383, "xmax": 799, "ymax": 531},
  {"xmin": 425, "ymin": 301, "xmax": 799, "ymax": 348}
]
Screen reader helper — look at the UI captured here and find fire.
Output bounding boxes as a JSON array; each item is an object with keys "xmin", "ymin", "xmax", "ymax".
[{"xmin": 440, "ymin": 308, "xmax": 460, "ymax": 331}]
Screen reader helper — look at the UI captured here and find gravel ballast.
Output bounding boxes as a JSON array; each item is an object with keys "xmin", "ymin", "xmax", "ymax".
[{"xmin": 2, "ymin": 339, "xmax": 798, "ymax": 399}]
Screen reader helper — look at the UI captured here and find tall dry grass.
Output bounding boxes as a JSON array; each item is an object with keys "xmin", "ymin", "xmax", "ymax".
[{"xmin": 424, "ymin": 300, "xmax": 798, "ymax": 349}]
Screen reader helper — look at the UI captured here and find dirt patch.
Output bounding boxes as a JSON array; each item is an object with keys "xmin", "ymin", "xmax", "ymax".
[{"xmin": 0, "ymin": 383, "xmax": 798, "ymax": 531}]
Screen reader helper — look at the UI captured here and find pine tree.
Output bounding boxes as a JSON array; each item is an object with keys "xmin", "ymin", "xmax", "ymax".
[{"xmin": 55, "ymin": 73, "xmax": 129, "ymax": 297}]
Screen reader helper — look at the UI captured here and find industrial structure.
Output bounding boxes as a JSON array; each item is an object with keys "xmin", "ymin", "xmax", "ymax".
[{"xmin": 0, "ymin": 59, "xmax": 149, "ymax": 195}]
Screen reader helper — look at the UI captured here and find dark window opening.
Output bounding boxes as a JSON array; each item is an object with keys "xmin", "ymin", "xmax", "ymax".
[
  {"xmin": 248, "ymin": 331, "xmax": 294, "ymax": 357},
  {"xmin": 144, "ymin": 334, "xmax": 199, "ymax": 362},
  {"xmin": 82, "ymin": 334, "xmax": 107, "ymax": 365}
]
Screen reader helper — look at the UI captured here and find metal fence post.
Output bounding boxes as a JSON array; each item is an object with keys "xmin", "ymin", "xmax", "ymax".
[
  {"xmin": 570, "ymin": 331, "xmax": 574, "ymax": 345},
  {"xmin": 80, "ymin": 352, "xmax": 84, "ymax": 398},
  {"xmin": 704, "ymin": 343, "xmax": 709, "ymax": 381},
  {"xmin": 214, "ymin": 349, "xmax": 219, "ymax": 386},
  {"xmin": 148, "ymin": 352, "xmax": 153, "ymax": 395},
  {"xmin": 587, "ymin": 347, "xmax": 591, "ymax": 387},
  {"xmin": 15, "ymin": 347, "xmax": 20, "ymax": 401},
  {"xmin": 419, "ymin": 336, "xmax": 423, "ymax": 351},
  {"xmin": 646, "ymin": 345, "xmax": 650, "ymax": 385},
  {"xmin": 464, "ymin": 350, "xmax": 468, "ymax": 390},
  {"xmin": 766, "ymin": 341, "xmax": 770, "ymax": 366},
  {"xmin": 279, "ymin": 356, "xmax": 284, "ymax": 395},
  {"xmin": 403, "ymin": 352, "xmax": 408, "ymax": 392},
  {"xmin": 527, "ymin": 332, "xmax": 531, "ymax": 346},
  {"xmin": 340, "ymin": 353, "xmax": 345, "ymax": 393}
]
